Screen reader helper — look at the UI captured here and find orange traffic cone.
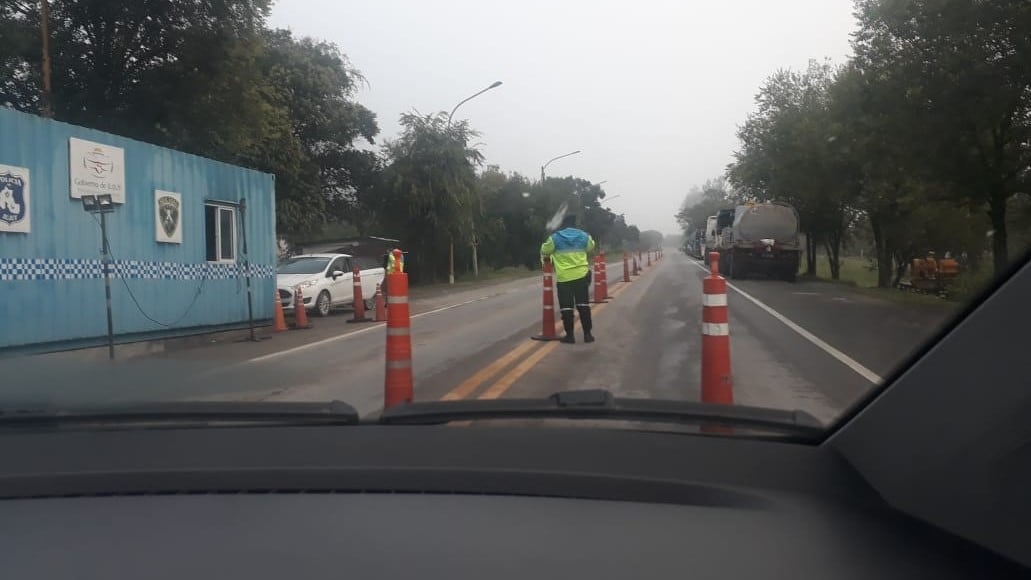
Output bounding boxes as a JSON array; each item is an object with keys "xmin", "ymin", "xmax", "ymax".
[
  {"xmin": 273, "ymin": 292, "xmax": 288, "ymax": 332},
  {"xmin": 623, "ymin": 251, "xmax": 630, "ymax": 283},
  {"xmin": 347, "ymin": 266, "xmax": 372, "ymax": 323},
  {"xmin": 591, "ymin": 255, "xmax": 606, "ymax": 303},
  {"xmin": 531, "ymin": 257, "xmax": 561, "ymax": 341},
  {"xmin": 384, "ymin": 249, "xmax": 413, "ymax": 409},
  {"xmin": 599, "ymin": 252, "xmax": 609, "ymax": 300},
  {"xmin": 293, "ymin": 286, "xmax": 311, "ymax": 329},
  {"xmin": 701, "ymin": 251, "xmax": 733, "ymax": 406},
  {"xmin": 374, "ymin": 282, "xmax": 387, "ymax": 322}
]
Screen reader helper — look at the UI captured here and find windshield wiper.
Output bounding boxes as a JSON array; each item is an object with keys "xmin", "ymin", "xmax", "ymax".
[
  {"xmin": 0, "ymin": 400, "xmax": 359, "ymax": 429},
  {"xmin": 378, "ymin": 389, "xmax": 823, "ymax": 437}
]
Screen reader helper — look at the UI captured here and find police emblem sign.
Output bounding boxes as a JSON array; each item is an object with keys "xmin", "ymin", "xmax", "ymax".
[
  {"xmin": 155, "ymin": 190, "xmax": 182, "ymax": 243},
  {"xmin": 0, "ymin": 164, "xmax": 30, "ymax": 234},
  {"xmin": 69, "ymin": 137, "xmax": 125, "ymax": 203}
]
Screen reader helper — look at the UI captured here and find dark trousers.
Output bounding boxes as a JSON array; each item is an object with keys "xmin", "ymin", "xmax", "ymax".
[{"xmin": 555, "ymin": 275, "xmax": 592, "ymax": 336}]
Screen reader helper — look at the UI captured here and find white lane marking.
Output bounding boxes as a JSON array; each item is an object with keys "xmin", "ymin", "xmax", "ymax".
[
  {"xmin": 702, "ymin": 293, "xmax": 728, "ymax": 307},
  {"xmin": 687, "ymin": 261, "xmax": 883, "ymax": 384},
  {"xmin": 702, "ymin": 322, "xmax": 730, "ymax": 336},
  {"xmin": 241, "ymin": 295, "xmax": 494, "ymax": 365}
]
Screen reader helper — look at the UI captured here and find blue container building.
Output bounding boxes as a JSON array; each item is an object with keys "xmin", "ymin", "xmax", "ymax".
[{"xmin": 0, "ymin": 108, "xmax": 276, "ymax": 352}]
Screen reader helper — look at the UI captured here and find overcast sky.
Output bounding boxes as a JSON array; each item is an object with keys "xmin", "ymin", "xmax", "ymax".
[{"xmin": 269, "ymin": 0, "xmax": 857, "ymax": 234}]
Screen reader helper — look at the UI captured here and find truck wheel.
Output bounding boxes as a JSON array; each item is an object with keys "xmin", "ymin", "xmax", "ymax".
[{"xmin": 727, "ymin": 254, "xmax": 738, "ymax": 279}]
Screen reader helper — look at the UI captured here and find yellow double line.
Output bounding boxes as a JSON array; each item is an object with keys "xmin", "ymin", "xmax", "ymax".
[{"xmin": 440, "ymin": 275, "xmax": 638, "ymax": 402}]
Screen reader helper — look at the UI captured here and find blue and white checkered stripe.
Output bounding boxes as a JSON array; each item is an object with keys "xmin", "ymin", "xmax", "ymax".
[{"xmin": 0, "ymin": 258, "xmax": 275, "ymax": 281}]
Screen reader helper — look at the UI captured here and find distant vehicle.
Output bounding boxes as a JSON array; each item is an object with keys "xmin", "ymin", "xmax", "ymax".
[
  {"xmin": 714, "ymin": 202, "xmax": 801, "ymax": 281},
  {"xmin": 898, "ymin": 251, "xmax": 961, "ymax": 297},
  {"xmin": 702, "ymin": 216, "xmax": 718, "ymax": 263},
  {"xmin": 276, "ymin": 253, "xmax": 385, "ymax": 317}
]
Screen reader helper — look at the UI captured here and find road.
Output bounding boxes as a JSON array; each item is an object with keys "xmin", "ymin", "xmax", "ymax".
[{"xmin": 12, "ymin": 252, "xmax": 957, "ymax": 425}]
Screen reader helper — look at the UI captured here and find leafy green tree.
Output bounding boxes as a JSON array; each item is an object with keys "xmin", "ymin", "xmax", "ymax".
[
  {"xmin": 728, "ymin": 61, "xmax": 850, "ymax": 278},
  {"xmin": 853, "ymin": 0, "xmax": 1031, "ymax": 273},
  {"xmin": 0, "ymin": 1, "xmax": 379, "ymax": 236},
  {"xmin": 375, "ymin": 112, "xmax": 483, "ymax": 283}
]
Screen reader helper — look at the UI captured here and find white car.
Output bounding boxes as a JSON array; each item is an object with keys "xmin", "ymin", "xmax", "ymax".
[{"xmin": 277, "ymin": 253, "xmax": 386, "ymax": 317}]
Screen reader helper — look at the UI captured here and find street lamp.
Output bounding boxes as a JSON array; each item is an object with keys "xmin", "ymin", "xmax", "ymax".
[
  {"xmin": 447, "ymin": 81, "xmax": 503, "ymax": 128},
  {"xmin": 446, "ymin": 80, "xmax": 503, "ymax": 283},
  {"xmin": 81, "ymin": 194, "xmax": 117, "ymax": 360},
  {"xmin": 540, "ymin": 150, "xmax": 582, "ymax": 185}
]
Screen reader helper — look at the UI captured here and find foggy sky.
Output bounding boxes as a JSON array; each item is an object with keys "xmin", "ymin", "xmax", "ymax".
[{"xmin": 269, "ymin": 0, "xmax": 857, "ymax": 234}]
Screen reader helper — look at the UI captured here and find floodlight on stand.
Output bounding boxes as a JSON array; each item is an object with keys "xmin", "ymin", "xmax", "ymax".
[
  {"xmin": 81, "ymin": 194, "xmax": 99, "ymax": 213},
  {"xmin": 97, "ymin": 194, "xmax": 114, "ymax": 212}
]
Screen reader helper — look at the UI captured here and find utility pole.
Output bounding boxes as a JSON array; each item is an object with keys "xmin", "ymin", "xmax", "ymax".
[
  {"xmin": 446, "ymin": 81, "xmax": 502, "ymax": 283},
  {"xmin": 40, "ymin": 0, "xmax": 54, "ymax": 118}
]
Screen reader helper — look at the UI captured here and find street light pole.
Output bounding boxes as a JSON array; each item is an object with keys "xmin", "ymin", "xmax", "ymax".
[
  {"xmin": 540, "ymin": 150, "xmax": 582, "ymax": 185},
  {"xmin": 100, "ymin": 211, "xmax": 114, "ymax": 360},
  {"xmin": 446, "ymin": 80, "xmax": 503, "ymax": 283}
]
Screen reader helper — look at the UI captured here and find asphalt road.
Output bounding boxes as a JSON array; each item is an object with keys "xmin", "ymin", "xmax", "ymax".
[{"xmin": 9, "ymin": 253, "xmax": 958, "ymax": 426}]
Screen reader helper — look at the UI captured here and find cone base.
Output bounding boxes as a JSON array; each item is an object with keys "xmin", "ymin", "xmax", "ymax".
[
  {"xmin": 346, "ymin": 317, "xmax": 373, "ymax": 324},
  {"xmin": 531, "ymin": 334, "xmax": 561, "ymax": 341}
]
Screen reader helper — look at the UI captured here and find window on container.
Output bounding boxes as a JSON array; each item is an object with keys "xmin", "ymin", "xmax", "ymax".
[{"xmin": 204, "ymin": 203, "xmax": 236, "ymax": 262}]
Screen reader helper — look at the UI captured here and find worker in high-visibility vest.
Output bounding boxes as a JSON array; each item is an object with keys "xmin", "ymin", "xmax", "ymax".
[
  {"xmin": 541, "ymin": 214, "xmax": 596, "ymax": 344},
  {"xmin": 385, "ymin": 249, "xmax": 404, "ymax": 273}
]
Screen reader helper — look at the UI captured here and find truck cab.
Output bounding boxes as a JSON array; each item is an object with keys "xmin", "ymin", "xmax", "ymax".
[{"xmin": 703, "ymin": 216, "xmax": 718, "ymax": 263}]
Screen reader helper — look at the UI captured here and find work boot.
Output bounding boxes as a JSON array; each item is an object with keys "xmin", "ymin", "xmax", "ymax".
[
  {"xmin": 560, "ymin": 311, "xmax": 576, "ymax": 344},
  {"xmin": 584, "ymin": 331, "xmax": 595, "ymax": 343},
  {"xmin": 576, "ymin": 305, "xmax": 593, "ymax": 337}
]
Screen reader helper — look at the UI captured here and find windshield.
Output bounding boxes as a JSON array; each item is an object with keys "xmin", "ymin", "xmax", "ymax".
[
  {"xmin": 278, "ymin": 257, "xmax": 331, "ymax": 275},
  {"xmin": 1, "ymin": 0, "xmax": 1028, "ymax": 439}
]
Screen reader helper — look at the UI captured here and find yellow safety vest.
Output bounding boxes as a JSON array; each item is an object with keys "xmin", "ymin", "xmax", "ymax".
[
  {"xmin": 541, "ymin": 228, "xmax": 596, "ymax": 283},
  {"xmin": 387, "ymin": 250, "xmax": 404, "ymax": 273}
]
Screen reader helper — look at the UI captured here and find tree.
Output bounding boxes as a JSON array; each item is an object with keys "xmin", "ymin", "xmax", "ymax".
[
  {"xmin": 0, "ymin": 1, "xmax": 379, "ymax": 236},
  {"xmin": 853, "ymin": 0, "xmax": 1031, "ymax": 274},
  {"xmin": 676, "ymin": 177, "xmax": 737, "ymax": 236},
  {"xmin": 256, "ymin": 30, "xmax": 379, "ymax": 236},
  {"xmin": 375, "ymin": 112, "xmax": 483, "ymax": 283},
  {"xmin": 728, "ymin": 61, "xmax": 850, "ymax": 278}
]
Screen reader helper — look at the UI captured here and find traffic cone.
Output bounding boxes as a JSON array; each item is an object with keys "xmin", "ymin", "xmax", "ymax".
[
  {"xmin": 633, "ymin": 255, "xmax": 639, "ymax": 276},
  {"xmin": 373, "ymin": 282, "xmax": 386, "ymax": 322},
  {"xmin": 531, "ymin": 257, "xmax": 561, "ymax": 341},
  {"xmin": 623, "ymin": 251, "xmax": 630, "ymax": 283},
  {"xmin": 591, "ymin": 255, "xmax": 606, "ymax": 303},
  {"xmin": 701, "ymin": 251, "xmax": 733, "ymax": 406},
  {"xmin": 273, "ymin": 292, "xmax": 288, "ymax": 332},
  {"xmin": 598, "ymin": 252, "xmax": 609, "ymax": 300},
  {"xmin": 347, "ymin": 266, "xmax": 371, "ymax": 323},
  {"xmin": 647, "ymin": 250, "xmax": 653, "ymax": 267},
  {"xmin": 293, "ymin": 286, "xmax": 311, "ymax": 329},
  {"xmin": 384, "ymin": 249, "xmax": 413, "ymax": 409}
]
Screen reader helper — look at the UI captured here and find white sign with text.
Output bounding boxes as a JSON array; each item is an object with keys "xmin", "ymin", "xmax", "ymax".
[{"xmin": 69, "ymin": 137, "xmax": 125, "ymax": 203}]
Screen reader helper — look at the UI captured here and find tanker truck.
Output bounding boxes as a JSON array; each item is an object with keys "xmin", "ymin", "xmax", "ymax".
[{"xmin": 714, "ymin": 202, "xmax": 801, "ymax": 281}]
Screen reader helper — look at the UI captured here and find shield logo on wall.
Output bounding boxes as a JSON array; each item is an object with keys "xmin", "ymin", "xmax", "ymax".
[
  {"xmin": 155, "ymin": 190, "xmax": 182, "ymax": 243},
  {"xmin": 0, "ymin": 168, "xmax": 30, "ymax": 233},
  {"xmin": 158, "ymin": 195, "xmax": 180, "ymax": 237}
]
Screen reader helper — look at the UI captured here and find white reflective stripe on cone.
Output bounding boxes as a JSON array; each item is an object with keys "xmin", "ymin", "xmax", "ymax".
[
  {"xmin": 386, "ymin": 327, "xmax": 410, "ymax": 336},
  {"xmin": 702, "ymin": 293, "xmax": 728, "ymax": 307},
  {"xmin": 387, "ymin": 296, "xmax": 409, "ymax": 304},
  {"xmin": 702, "ymin": 323, "xmax": 730, "ymax": 336},
  {"xmin": 386, "ymin": 360, "xmax": 412, "ymax": 369}
]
